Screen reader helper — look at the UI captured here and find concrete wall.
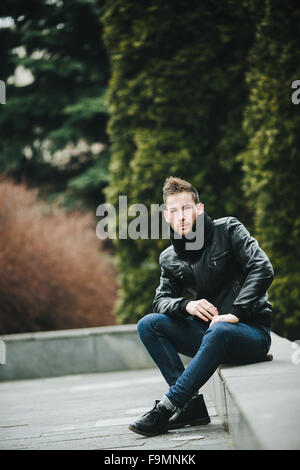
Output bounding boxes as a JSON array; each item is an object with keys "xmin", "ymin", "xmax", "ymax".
[
  {"xmin": 0, "ymin": 325, "xmax": 155, "ymax": 380},
  {"xmin": 0, "ymin": 324, "xmax": 191, "ymax": 381}
]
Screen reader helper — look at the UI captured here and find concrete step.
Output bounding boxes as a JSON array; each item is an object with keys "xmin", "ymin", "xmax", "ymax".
[{"xmin": 205, "ymin": 332, "xmax": 300, "ymax": 449}]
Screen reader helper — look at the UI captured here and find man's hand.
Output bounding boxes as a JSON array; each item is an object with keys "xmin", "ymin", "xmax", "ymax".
[
  {"xmin": 210, "ymin": 313, "xmax": 239, "ymax": 327},
  {"xmin": 186, "ymin": 299, "xmax": 219, "ymax": 322}
]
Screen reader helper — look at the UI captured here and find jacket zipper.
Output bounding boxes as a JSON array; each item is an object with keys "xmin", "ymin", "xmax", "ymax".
[{"xmin": 211, "ymin": 250, "xmax": 231, "ymax": 264}]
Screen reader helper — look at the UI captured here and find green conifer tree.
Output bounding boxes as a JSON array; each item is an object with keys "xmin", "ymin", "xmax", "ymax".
[
  {"xmin": 0, "ymin": 0, "xmax": 109, "ymax": 208},
  {"xmin": 238, "ymin": 0, "xmax": 300, "ymax": 339}
]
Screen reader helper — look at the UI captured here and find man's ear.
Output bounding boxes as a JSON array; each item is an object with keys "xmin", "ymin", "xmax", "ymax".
[
  {"xmin": 163, "ymin": 209, "xmax": 170, "ymax": 224},
  {"xmin": 197, "ymin": 203, "xmax": 204, "ymax": 215}
]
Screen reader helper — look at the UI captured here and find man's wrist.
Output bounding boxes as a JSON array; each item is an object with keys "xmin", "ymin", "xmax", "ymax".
[
  {"xmin": 179, "ymin": 298, "xmax": 191, "ymax": 316},
  {"xmin": 229, "ymin": 313, "xmax": 240, "ymax": 322}
]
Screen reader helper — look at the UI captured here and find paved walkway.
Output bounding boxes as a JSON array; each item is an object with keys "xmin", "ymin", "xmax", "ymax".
[{"xmin": 0, "ymin": 368, "xmax": 234, "ymax": 450}]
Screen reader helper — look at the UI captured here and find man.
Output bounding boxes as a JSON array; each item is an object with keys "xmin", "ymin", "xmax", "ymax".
[{"xmin": 129, "ymin": 176, "xmax": 274, "ymax": 437}]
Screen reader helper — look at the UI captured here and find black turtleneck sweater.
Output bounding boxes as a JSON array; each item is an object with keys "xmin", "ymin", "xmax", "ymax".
[{"xmin": 169, "ymin": 210, "xmax": 214, "ymax": 316}]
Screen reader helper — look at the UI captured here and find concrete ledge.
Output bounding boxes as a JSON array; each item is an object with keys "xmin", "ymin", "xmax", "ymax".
[
  {"xmin": 205, "ymin": 332, "xmax": 300, "ymax": 450},
  {"xmin": 0, "ymin": 325, "xmax": 157, "ymax": 380}
]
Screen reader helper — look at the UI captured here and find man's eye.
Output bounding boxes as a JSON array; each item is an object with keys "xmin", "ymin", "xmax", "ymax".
[{"xmin": 170, "ymin": 209, "xmax": 177, "ymax": 213}]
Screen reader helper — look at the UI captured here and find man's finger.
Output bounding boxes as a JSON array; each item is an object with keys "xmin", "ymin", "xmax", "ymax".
[
  {"xmin": 208, "ymin": 303, "xmax": 219, "ymax": 315},
  {"xmin": 195, "ymin": 308, "xmax": 212, "ymax": 321},
  {"xmin": 201, "ymin": 299, "xmax": 218, "ymax": 316},
  {"xmin": 210, "ymin": 315, "xmax": 223, "ymax": 325},
  {"xmin": 196, "ymin": 306, "xmax": 214, "ymax": 320},
  {"xmin": 194, "ymin": 310, "xmax": 209, "ymax": 322}
]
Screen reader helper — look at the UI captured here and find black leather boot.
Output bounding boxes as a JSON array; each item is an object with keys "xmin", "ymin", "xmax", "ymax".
[
  {"xmin": 128, "ymin": 400, "xmax": 175, "ymax": 437},
  {"xmin": 167, "ymin": 394, "xmax": 210, "ymax": 430}
]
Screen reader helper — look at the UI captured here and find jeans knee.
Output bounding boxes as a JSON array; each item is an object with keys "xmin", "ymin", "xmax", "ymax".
[
  {"xmin": 137, "ymin": 313, "xmax": 162, "ymax": 339},
  {"xmin": 205, "ymin": 321, "xmax": 232, "ymax": 340}
]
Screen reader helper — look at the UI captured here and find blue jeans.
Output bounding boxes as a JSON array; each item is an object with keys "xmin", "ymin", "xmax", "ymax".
[{"xmin": 137, "ymin": 313, "xmax": 271, "ymax": 408}]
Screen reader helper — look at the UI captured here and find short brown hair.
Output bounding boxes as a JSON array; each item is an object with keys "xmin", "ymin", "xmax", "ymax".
[{"xmin": 162, "ymin": 176, "xmax": 199, "ymax": 204}]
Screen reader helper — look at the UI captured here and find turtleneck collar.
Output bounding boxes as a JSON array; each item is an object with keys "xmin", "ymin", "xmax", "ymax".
[{"xmin": 170, "ymin": 209, "xmax": 214, "ymax": 259}]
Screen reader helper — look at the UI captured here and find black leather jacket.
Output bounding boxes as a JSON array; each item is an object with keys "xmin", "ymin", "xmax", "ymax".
[{"xmin": 152, "ymin": 216, "xmax": 274, "ymax": 327}]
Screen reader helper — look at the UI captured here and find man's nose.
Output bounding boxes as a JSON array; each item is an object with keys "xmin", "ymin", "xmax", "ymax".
[{"xmin": 178, "ymin": 210, "xmax": 185, "ymax": 220}]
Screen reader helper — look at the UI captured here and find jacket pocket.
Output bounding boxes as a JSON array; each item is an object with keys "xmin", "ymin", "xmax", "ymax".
[{"xmin": 211, "ymin": 249, "xmax": 232, "ymax": 266}]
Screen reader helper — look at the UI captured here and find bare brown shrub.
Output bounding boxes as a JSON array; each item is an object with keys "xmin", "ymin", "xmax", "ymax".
[{"xmin": 0, "ymin": 179, "xmax": 118, "ymax": 333}]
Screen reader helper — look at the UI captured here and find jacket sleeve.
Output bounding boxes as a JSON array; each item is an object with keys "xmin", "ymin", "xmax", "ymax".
[
  {"xmin": 152, "ymin": 257, "xmax": 191, "ymax": 319},
  {"xmin": 228, "ymin": 217, "xmax": 274, "ymax": 323}
]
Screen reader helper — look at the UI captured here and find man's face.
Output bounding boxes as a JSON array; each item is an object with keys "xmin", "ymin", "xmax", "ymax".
[{"xmin": 163, "ymin": 191, "xmax": 204, "ymax": 236}]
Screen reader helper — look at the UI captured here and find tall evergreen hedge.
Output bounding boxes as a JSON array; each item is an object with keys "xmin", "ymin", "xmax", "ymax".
[
  {"xmin": 102, "ymin": 1, "xmax": 258, "ymax": 323},
  {"xmin": 239, "ymin": 0, "xmax": 300, "ymax": 339}
]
